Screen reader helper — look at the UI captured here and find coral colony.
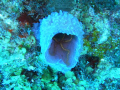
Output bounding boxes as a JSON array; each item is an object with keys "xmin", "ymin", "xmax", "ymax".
[{"xmin": 39, "ymin": 11, "xmax": 84, "ymax": 72}]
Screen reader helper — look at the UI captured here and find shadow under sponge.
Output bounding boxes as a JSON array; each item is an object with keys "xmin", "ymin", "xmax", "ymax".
[{"xmin": 40, "ymin": 11, "xmax": 84, "ymax": 72}]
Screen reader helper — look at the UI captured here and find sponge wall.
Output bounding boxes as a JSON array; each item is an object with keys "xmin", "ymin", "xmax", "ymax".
[{"xmin": 40, "ymin": 11, "xmax": 84, "ymax": 72}]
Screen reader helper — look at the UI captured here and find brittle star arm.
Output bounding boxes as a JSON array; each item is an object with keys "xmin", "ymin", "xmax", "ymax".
[{"xmin": 64, "ymin": 35, "xmax": 72, "ymax": 42}]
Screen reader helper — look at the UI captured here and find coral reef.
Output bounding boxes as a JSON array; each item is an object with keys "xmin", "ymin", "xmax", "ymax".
[{"xmin": 0, "ymin": 0, "xmax": 120, "ymax": 90}]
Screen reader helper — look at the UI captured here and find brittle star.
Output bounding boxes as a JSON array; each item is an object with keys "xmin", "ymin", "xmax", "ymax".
[{"xmin": 52, "ymin": 33, "xmax": 73, "ymax": 65}]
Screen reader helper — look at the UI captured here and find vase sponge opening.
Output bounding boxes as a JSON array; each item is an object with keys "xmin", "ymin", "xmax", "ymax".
[{"xmin": 48, "ymin": 33, "xmax": 78, "ymax": 66}]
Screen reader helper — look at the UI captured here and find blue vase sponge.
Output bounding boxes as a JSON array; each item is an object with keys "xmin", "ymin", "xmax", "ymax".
[{"xmin": 40, "ymin": 11, "xmax": 84, "ymax": 72}]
